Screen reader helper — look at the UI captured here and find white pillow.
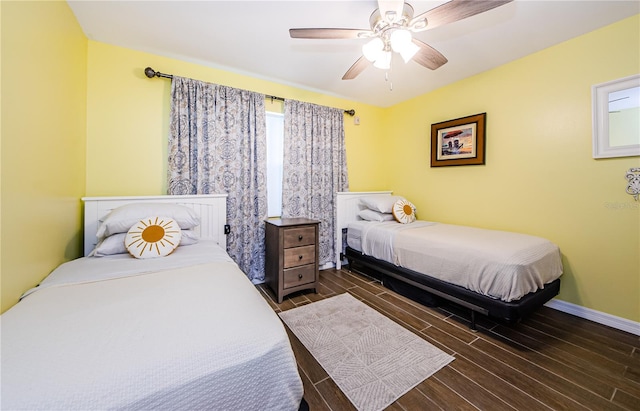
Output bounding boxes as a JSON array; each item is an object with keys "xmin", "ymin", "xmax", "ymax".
[
  {"xmin": 358, "ymin": 209, "xmax": 395, "ymax": 222},
  {"xmin": 125, "ymin": 216, "xmax": 182, "ymax": 259},
  {"xmin": 96, "ymin": 203, "xmax": 199, "ymax": 239},
  {"xmin": 392, "ymin": 198, "xmax": 417, "ymax": 224},
  {"xmin": 90, "ymin": 230, "xmax": 199, "ymax": 257},
  {"xmin": 360, "ymin": 196, "xmax": 405, "ymax": 214}
]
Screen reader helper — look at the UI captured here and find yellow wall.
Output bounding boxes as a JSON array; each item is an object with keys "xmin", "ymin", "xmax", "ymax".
[
  {"xmin": 385, "ymin": 15, "xmax": 640, "ymax": 322},
  {"xmin": 0, "ymin": 1, "xmax": 3, "ymax": 313},
  {"xmin": 85, "ymin": 41, "xmax": 388, "ymax": 196},
  {"xmin": 1, "ymin": 1, "xmax": 87, "ymax": 312}
]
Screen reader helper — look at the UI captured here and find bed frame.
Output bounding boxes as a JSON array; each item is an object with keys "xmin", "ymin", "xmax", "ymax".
[
  {"xmin": 336, "ymin": 191, "xmax": 560, "ymax": 330},
  {"xmin": 82, "ymin": 194, "xmax": 228, "ymax": 256}
]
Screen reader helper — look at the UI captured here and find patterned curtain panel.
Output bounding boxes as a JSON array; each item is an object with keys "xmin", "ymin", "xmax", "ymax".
[
  {"xmin": 167, "ymin": 76, "xmax": 268, "ymax": 282},
  {"xmin": 282, "ymin": 100, "xmax": 349, "ymax": 266}
]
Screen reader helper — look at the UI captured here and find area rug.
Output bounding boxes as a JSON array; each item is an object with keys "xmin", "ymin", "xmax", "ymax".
[{"xmin": 279, "ymin": 293, "xmax": 454, "ymax": 411}]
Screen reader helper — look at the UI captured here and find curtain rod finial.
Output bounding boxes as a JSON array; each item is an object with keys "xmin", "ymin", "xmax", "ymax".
[
  {"xmin": 144, "ymin": 67, "xmax": 157, "ymax": 78},
  {"xmin": 345, "ymin": 109, "xmax": 355, "ymax": 116}
]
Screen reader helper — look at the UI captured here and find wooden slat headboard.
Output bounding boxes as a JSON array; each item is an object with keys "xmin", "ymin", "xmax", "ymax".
[
  {"xmin": 81, "ymin": 194, "xmax": 228, "ymax": 257},
  {"xmin": 335, "ymin": 191, "xmax": 392, "ymax": 269}
]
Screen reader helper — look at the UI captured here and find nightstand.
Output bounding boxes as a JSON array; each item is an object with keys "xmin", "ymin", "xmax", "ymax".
[{"xmin": 265, "ymin": 218, "xmax": 320, "ymax": 303}]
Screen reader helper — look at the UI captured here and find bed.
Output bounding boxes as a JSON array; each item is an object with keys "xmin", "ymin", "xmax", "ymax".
[
  {"xmin": 1, "ymin": 194, "xmax": 304, "ymax": 410},
  {"xmin": 335, "ymin": 191, "xmax": 562, "ymax": 329}
]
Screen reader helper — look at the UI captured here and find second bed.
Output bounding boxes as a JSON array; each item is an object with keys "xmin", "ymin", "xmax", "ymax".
[{"xmin": 337, "ymin": 192, "xmax": 563, "ymax": 328}]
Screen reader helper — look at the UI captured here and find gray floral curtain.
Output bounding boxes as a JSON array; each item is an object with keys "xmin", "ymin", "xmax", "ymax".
[
  {"xmin": 282, "ymin": 100, "xmax": 349, "ymax": 266},
  {"xmin": 167, "ymin": 76, "xmax": 268, "ymax": 282}
]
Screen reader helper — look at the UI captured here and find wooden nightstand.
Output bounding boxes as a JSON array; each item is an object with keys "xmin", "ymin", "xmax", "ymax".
[{"xmin": 265, "ymin": 218, "xmax": 320, "ymax": 303}]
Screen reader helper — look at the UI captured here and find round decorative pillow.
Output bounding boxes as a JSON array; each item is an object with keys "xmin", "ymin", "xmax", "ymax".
[
  {"xmin": 392, "ymin": 198, "xmax": 417, "ymax": 224},
  {"xmin": 125, "ymin": 216, "xmax": 182, "ymax": 259}
]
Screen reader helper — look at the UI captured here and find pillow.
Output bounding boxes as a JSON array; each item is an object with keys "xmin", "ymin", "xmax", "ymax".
[
  {"xmin": 358, "ymin": 209, "xmax": 395, "ymax": 222},
  {"xmin": 125, "ymin": 216, "xmax": 182, "ymax": 259},
  {"xmin": 96, "ymin": 203, "xmax": 199, "ymax": 239},
  {"xmin": 392, "ymin": 198, "xmax": 417, "ymax": 224},
  {"xmin": 360, "ymin": 195, "xmax": 405, "ymax": 214},
  {"xmin": 90, "ymin": 230, "xmax": 199, "ymax": 257}
]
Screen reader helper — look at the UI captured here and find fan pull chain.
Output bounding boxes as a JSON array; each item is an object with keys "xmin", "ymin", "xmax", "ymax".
[{"xmin": 385, "ymin": 71, "xmax": 393, "ymax": 91}]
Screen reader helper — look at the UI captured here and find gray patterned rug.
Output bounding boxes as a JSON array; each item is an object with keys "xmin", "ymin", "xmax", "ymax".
[{"xmin": 279, "ymin": 293, "xmax": 454, "ymax": 411}]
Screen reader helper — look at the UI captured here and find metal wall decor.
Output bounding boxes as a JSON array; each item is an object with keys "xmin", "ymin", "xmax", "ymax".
[{"xmin": 625, "ymin": 168, "xmax": 640, "ymax": 201}]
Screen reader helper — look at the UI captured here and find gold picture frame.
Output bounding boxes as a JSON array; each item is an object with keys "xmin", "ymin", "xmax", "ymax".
[{"xmin": 431, "ymin": 113, "xmax": 486, "ymax": 167}]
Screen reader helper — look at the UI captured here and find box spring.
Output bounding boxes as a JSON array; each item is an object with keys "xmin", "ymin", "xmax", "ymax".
[{"xmin": 345, "ymin": 246, "xmax": 561, "ymax": 329}]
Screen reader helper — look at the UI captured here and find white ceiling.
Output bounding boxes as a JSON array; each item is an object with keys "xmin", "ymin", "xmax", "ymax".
[{"xmin": 67, "ymin": 0, "xmax": 639, "ymax": 108}]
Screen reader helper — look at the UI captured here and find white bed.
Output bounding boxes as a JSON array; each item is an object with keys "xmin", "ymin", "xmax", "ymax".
[
  {"xmin": 336, "ymin": 191, "xmax": 563, "ymax": 328},
  {"xmin": 346, "ymin": 220, "xmax": 562, "ymax": 302},
  {"xmin": 1, "ymin": 195, "xmax": 303, "ymax": 410}
]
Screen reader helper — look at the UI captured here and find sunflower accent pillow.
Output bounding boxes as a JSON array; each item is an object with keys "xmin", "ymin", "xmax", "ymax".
[
  {"xmin": 125, "ymin": 216, "xmax": 182, "ymax": 259},
  {"xmin": 392, "ymin": 198, "xmax": 417, "ymax": 224}
]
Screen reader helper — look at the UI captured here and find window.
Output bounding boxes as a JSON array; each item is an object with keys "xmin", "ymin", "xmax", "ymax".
[{"xmin": 266, "ymin": 112, "xmax": 284, "ymax": 217}]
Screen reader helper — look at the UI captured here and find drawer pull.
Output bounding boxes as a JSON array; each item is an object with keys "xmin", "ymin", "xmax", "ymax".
[
  {"xmin": 298, "ymin": 274, "xmax": 303, "ymax": 279},
  {"xmin": 298, "ymin": 235, "xmax": 303, "ymax": 241},
  {"xmin": 298, "ymin": 255, "xmax": 303, "ymax": 260}
]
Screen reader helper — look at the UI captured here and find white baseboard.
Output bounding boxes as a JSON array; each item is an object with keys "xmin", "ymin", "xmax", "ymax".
[{"xmin": 545, "ymin": 299, "xmax": 640, "ymax": 336}]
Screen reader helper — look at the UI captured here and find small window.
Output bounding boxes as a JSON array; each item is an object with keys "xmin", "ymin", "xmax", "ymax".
[{"xmin": 266, "ymin": 112, "xmax": 284, "ymax": 217}]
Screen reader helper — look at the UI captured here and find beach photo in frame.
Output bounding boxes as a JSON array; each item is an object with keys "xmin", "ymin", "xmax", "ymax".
[{"xmin": 431, "ymin": 113, "xmax": 486, "ymax": 167}]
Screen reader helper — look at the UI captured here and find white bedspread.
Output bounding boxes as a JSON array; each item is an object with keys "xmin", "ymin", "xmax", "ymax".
[
  {"xmin": 1, "ymin": 242, "xmax": 303, "ymax": 410},
  {"xmin": 348, "ymin": 221, "xmax": 562, "ymax": 302}
]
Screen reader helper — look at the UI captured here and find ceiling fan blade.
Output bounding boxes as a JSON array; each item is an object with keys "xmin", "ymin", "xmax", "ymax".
[
  {"xmin": 289, "ymin": 28, "xmax": 372, "ymax": 39},
  {"xmin": 410, "ymin": 0, "xmax": 512, "ymax": 32},
  {"xmin": 377, "ymin": 0, "xmax": 405, "ymax": 23},
  {"xmin": 411, "ymin": 39, "xmax": 448, "ymax": 70},
  {"xmin": 342, "ymin": 56, "xmax": 371, "ymax": 80}
]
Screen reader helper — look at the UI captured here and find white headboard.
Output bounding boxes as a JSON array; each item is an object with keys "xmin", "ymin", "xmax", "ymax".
[
  {"xmin": 81, "ymin": 194, "xmax": 228, "ymax": 257},
  {"xmin": 335, "ymin": 191, "xmax": 393, "ymax": 269}
]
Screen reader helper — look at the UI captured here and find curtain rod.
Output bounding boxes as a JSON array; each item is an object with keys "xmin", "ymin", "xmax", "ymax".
[{"xmin": 144, "ymin": 67, "xmax": 356, "ymax": 117}]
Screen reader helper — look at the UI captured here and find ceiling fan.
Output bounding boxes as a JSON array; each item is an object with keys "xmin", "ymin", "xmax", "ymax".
[{"xmin": 289, "ymin": 0, "xmax": 513, "ymax": 80}]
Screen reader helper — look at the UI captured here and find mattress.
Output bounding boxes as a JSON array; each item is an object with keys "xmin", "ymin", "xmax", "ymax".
[
  {"xmin": 347, "ymin": 220, "xmax": 563, "ymax": 302},
  {"xmin": 1, "ymin": 241, "xmax": 303, "ymax": 410}
]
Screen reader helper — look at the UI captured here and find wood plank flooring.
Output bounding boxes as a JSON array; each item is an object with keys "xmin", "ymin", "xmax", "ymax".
[{"xmin": 257, "ymin": 268, "xmax": 640, "ymax": 411}]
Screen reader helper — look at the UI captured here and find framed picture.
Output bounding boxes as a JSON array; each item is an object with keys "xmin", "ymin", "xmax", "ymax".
[{"xmin": 430, "ymin": 113, "xmax": 486, "ymax": 167}]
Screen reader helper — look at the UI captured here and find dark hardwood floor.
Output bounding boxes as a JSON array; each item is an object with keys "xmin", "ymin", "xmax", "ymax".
[{"xmin": 257, "ymin": 268, "xmax": 640, "ymax": 411}]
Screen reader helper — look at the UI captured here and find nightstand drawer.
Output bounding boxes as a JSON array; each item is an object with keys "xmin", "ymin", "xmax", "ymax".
[
  {"xmin": 283, "ymin": 245, "xmax": 315, "ymax": 268},
  {"xmin": 283, "ymin": 226, "xmax": 316, "ymax": 248},
  {"xmin": 283, "ymin": 265, "xmax": 316, "ymax": 289}
]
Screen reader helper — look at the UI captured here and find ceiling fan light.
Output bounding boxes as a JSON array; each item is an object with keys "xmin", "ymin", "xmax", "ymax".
[
  {"xmin": 373, "ymin": 51, "xmax": 391, "ymax": 70},
  {"xmin": 362, "ymin": 37, "xmax": 384, "ymax": 62},
  {"xmin": 399, "ymin": 42, "xmax": 420, "ymax": 63},
  {"xmin": 390, "ymin": 29, "xmax": 412, "ymax": 53}
]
